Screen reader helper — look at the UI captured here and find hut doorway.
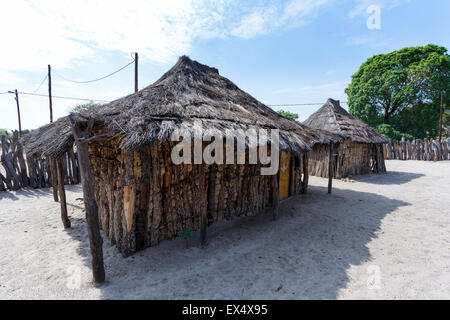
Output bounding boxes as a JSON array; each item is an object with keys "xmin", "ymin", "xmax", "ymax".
[{"xmin": 279, "ymin": 151, "xmax": 291, "ymax": 200}]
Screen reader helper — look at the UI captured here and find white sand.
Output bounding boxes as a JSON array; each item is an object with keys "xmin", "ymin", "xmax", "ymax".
[{"xmin": 0, "ymin": 160, "xmax": 449, "ymax": 300}]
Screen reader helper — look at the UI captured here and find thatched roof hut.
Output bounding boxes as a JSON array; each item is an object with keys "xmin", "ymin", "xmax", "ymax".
[
  {"xmin": 304, "ymin": 98, "xmax": 389, "ymax": 144},
  {"xmin": 23, "ymin": 116, "xmax": 74, "ymax": 159},
  {"xmin": 24, "ymin": 57, "xmax": 341, "ymax": 257},
  {"xmin": 303, "ymin": 98, "xmax": 388, "ymax": 178}
]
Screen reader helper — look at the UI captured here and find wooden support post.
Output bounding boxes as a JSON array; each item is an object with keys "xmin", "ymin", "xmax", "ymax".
[
  {"xmin": 9, "ymin": 90, "xmax": 22, "ymax": 136},
  {"xmin": 272, "ymin": 173, "xmax": 279, "ymax": 221},
  {"xmin": 70, "ymin": 115, "xmax": 105, "ymax": 284},
  {"xmin": 134, "ymin": 52, "xmax": 138, "ymax": 93},
  {"xmin": 328, "ymin": 142, "xmax": 333, "ymax": 194},
  {"xmin": 50, "ymin": 159, "xmax": 59, "ymax": 202},
  {"xmin": 56, "ymin": 157, "xmax": 71, "ymax": 228},
  {"xmin": 48, "ymin": 65, "xmax": 53, "ymax": 123}
]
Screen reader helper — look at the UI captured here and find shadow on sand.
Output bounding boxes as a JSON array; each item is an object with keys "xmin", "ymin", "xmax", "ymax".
[
  {"xmin": 0, "ymin": 184, "xmax": 82, "ymax": 201},
  {"xmin": 64, "ymin": 182, "xmax": 409, "ymax": 299},
  {"xmin": 354, "ymin": 171, "xmax": 424, "ymax": 185}
]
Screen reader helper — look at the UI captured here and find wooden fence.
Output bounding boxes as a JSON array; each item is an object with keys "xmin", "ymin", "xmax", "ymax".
[
  {"xmin": 0, "ymin": 131, "xmax": 80, "ymax": 191},
  {"xmin": 383, "ymin": 138, "xmax": 450, "ymax": 161}
]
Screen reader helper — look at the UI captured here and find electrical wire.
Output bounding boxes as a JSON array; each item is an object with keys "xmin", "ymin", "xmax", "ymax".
[
  {"xmin": 267, "ymin": 102, "xmax": 348, "ymax": 107},
  {"xmin": 53, "ymin": 59, "xmax": 135, "ymax": 84},
  {"xmin": 16, "ymin": 91, "xmax": 110, "ymax": 103},
  {"xmin": 32, "ymin": 74, "xmax": 48, "ymax": 94}
]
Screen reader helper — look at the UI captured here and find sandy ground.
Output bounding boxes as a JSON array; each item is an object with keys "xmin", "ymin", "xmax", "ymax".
[{"xmin": 0, "ymin": 160, "xmax": 449, "ymax": 300}]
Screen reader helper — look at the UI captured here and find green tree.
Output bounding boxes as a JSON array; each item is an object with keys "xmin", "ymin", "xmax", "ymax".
[
  {"xmin": 375, "ymin": 124, "xmax": 414, "ymax": 141},
  {"xmin": 389, "ymin": 102, "xmax": 440, "ymax": 139},
  {"xmin": 346, "ymin": 44, "xmax": 450, "ymax": 138},
  {"xmin": 277, "ymin": 110, "xmax": 299, "ymax": 121},
  {"xmin": 70, "ymin": 102, "xmax": 102, "ymax": 113}
]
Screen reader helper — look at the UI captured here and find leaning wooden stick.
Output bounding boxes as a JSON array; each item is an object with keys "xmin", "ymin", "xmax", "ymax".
[
  {"xmin": 70, "ymin": 114, "xmax": 105, "ymax": 284},
  {"xmin": 56, "ymin": 156, "xmax": 71, "ymax": 228}
]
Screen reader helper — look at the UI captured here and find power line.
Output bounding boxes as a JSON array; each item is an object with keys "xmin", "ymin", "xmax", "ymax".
[
  {"xmin": 2, "ymin": 91, "xmax": 346, "ymax": 107},
  {"xmin": 32, "ymin": 74, "xmax": 48, "ymax": 94},
  {"xmin": 16, "ymin": 91, "xmax": 111, "ymax": 103},
  {"xmin": 53, "ymin": 59, "xmax": 135, "ymax": 84},
  {"xmin": 267, "ymin": 102, "xmax": 348, "ymax": 107}
]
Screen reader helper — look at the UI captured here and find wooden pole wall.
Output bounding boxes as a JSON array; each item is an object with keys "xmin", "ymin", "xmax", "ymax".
[{"xmin": 328, "ymin": 142, "xmax": 333, "ymax": 194}]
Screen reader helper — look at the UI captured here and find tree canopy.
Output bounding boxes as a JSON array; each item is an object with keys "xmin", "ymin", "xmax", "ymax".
[
  {"xmin": 277, "ymin": 109, "xmax": 299, "ymax": 121},
  {"xmin": 70, "ymin": 102, "xmax": 102, "ymax": 113},
  {"xmin": 345, "ymin": 44, "xmax": 449, "ymax": 139}
]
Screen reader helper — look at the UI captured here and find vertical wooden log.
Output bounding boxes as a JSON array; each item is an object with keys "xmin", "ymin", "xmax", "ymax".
[
  {"xmin": 69, "ymin": 148, "xmax": 79, "ymax": 184},
  {"xmin": 149, "ymin": 143, "xmax": 162, "ymax": 247},
  {"xmin": 70, "ymin": 115, "xmax": 105, "ymax": 284},
  {"xmin": 328, "ymin": 142, "xmax": 333, "ymax": 194},
  {"xmin": 301, "ymin": 153, "xmax": 309, "ymax": 194},
  {"xmin": 50, "ymin": 159, "xmax": 59, "ymax": 202},
  {"xmin": 272, "ymin": 173, "xmax": 279, "ymax": 221},
  {"xmin": 0, "ymin": 173, "xmax": 7, "ymax": 191},
  {"xmin": 199, "ymin": 164, "xmax": 208, "ymax": 246},
  {"xmin": 56, "ymin": 157, "xmax": 71, "ymax": 228},
  {"xmin": 16, "ymin": 139, "xmax": 28, "ymax": 187},
  {"xmin": 289, "ymin": 155, "xmax": 295, "ymax": 197}
]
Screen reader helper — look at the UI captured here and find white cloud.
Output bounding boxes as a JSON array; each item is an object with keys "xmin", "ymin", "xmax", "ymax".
[
  {"xmin": 0, "ymin": 71, "xmax": 24, "ymax": 86},
  {"xmin": 0, "ymin": 0, "xmax": 335, "ymax": 72},
  {"xmin": 348, "ymin": 0, "xmax": 410, "ymax": 18},
  {"xmin": 230, "ymin": 0, "xmax": 333, "ymax": 38}
]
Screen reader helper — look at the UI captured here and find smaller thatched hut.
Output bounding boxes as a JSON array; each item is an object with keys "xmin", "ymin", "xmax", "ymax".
[
  {"xmin": 21, "ymin": 116, "xmax": 79, "ymax": 228},
  {"xmin": 303, "ymin": 99, "xmax": 389, "ymax": 178}
]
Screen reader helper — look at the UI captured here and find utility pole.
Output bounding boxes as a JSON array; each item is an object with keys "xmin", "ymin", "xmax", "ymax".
[
  {"xmin": 48, "ymin": 64, "xmax": 53, "ymax": 123},
  {"xmin": 8, "ymin": 90, "xmax": 22, "ymax": 136},
  {"xmin": 134, "ymin": 52, "xmax": 138, "ymax": 93},
  {"xmin": 48, "ymin": 65, "xmax": 58, "ymax": 202}
]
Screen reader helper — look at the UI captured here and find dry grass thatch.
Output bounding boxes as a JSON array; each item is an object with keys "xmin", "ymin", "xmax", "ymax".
[
  {"xmin": 22, "ymin": 116, "xmax": 74, "ymax": 158},
  {"xmin": 23, "ymin": 56, "xmax": 342, "ymax": 158},
  {"xmin": 303, "ymin": 98, "xmax": 389, "ymax": 144},
  {"xmin": 84, "ymin": 56, "xmax": 342, "ymax": 154}
]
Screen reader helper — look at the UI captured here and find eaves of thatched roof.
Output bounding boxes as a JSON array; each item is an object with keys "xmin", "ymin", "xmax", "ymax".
[
  {"xmin": 21, "ymin": 116, "xmax": 74, "ymax": 158},
  {"xmin": 303, "ymin": 98, "xmax": 389, "ymax": 144}
]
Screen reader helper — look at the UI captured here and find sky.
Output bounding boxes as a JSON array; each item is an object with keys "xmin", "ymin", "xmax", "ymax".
[{"xmin": 0, "ymin": 0, "xmax": 449, "ymax": 131}]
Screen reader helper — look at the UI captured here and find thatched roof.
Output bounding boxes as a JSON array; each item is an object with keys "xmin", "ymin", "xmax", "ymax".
[
  {"xmin": 22, "ymin": 116, "xmax": 74, "ymax": 158},
  {"xmin": 83, "ymin": 56, "xmax": 341, "ymax": 154},
  {"xmin": 303, "ymin": 99, "xmax": 389, "ymax": 144},
  {"xmin": 23, "ymin": 56, "xmax": 342, "ymax": 158}
]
